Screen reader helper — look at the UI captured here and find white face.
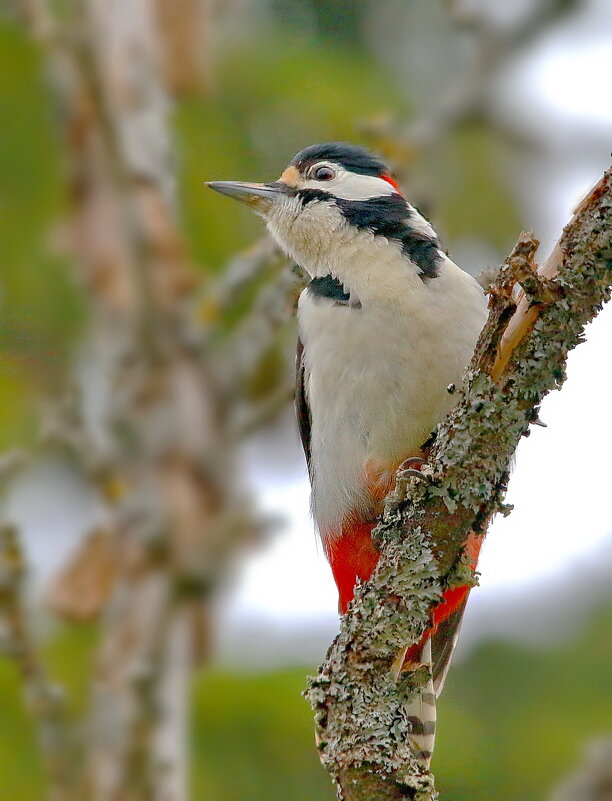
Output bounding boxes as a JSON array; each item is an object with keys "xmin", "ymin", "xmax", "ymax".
[
  {"xmin": 297, "ymin": 161, "xmax": 398, "ymax": 201},
  {"xmin": 264, "ymin": 191, "xmax": 345, "ymax": 274},
  {"xmin": 209, "ymin": 147, "xmax": 442, "ymax": 284},
  {"xmin": 261, "ymin": 161, "xmax": 402, "ymax": 272}
]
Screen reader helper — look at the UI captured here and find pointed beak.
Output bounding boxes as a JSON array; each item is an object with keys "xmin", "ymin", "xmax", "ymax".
[{"xmin": 206, "ymin": 180, "xmax": 292, "ymax": 212}]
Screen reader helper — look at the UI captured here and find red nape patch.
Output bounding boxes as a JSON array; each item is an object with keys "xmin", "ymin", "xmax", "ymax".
[{"xmin": 380, "ymin": 173, "xmax": 403, "ymax": 194}]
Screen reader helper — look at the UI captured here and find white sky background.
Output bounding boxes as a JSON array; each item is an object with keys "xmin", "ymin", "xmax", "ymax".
[
  {"xmin": 4, "ymin": 0, "xmax": 612, "ymax": 667},
  {"xmin": 216, "ymin": 0, "xmax": 612, "ymax": 664}
]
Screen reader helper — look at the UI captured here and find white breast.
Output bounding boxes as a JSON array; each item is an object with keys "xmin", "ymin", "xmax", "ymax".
[{"xmin": 297, "ymin": 243, "xmax": 487, "ymax": 536}]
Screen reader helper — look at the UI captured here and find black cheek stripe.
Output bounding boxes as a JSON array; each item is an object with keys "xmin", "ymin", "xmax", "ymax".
[
  {"xmin": 335, "ymin": 194, "xmax": 441, "ymax": 279},
  {"xmin": 297, "ymin": 188, "xmax": 334, "ymax": 205}
]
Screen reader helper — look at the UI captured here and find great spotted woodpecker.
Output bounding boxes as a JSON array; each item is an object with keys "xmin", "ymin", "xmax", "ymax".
[{"xmin": 209, "ymin": 142, "xmax": 488, "ymax": 764}]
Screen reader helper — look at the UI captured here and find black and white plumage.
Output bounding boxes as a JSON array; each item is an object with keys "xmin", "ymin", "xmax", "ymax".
[
  {"xmin": 208, "ymin": 142, "xmax": 488, "ymax": 765},
  {"xmin": 253, "ymin": 143, "xmax": 487, "ymax": 535}
]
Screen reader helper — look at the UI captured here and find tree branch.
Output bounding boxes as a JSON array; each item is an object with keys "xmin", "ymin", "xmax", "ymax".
[
  {"xmin": 306, "ymin": 168, "xmax": 612, "ymax": 800},
  {"xmin": 0, "ymin": 520, "xmax": 77, "ymax": 801}
]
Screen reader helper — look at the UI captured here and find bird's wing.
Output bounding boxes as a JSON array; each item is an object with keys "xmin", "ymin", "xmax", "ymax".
[
  {"xmin": 295, "ymin": 337, "xmax": 312, "ymax": 478},
  {"xmin": 431, "ymin": 597, "xmax": 468, "ymax": 696}
]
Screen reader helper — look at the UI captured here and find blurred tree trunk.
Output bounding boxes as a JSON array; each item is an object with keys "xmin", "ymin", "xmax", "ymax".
[
  {"xmin": 153, "ymin": 0, "xmax": 214, "ymax": 95},
  {"xmin": 19, "ymin": 1, "xmax": 256, "ymax": 799},
  {"xmin": 551, "ymin": 739, "xmax": 612, "ymax": 801}
]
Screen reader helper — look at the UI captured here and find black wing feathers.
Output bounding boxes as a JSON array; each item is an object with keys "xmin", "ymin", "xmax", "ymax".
[
  {"xmin": 431, "ymin": 598, "xmax": 468, "ymax": 696},
  {"xmin": 295, "ymin": 338, "xmax": 312, "ymax": 479}
]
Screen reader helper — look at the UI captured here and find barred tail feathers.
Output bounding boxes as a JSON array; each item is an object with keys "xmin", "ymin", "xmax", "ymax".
[
  {"xmin": 325, "ymin": 519, "xmax": 482, "ymax": 766},
  {"xmin": 404, "ymin": 637, "xmax": 436, "ymax": 767}
]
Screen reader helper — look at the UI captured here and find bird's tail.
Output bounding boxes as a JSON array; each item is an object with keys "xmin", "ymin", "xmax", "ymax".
[
  {"xmin": 402, "ymin": 637, "xmax": 437, "ymax": 768},
  {"xmin": 326, "ymin": 520, "xmax": 481, "ymax": 768}
]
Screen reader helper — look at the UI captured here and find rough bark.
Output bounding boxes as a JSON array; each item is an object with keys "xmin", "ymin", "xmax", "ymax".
[{"xmin": 306, "ymin": 169, "xmax": 612, "ymax": 799}]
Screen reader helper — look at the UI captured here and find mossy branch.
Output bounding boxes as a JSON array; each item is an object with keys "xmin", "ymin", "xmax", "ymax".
[{"xmin": 306, "ymin": 167, "xmax": 612, "ymax": 800}]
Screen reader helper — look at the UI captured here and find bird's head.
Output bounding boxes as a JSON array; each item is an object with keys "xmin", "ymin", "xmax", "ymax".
[{"xmin": 208, "ymin": 142, "xmax": 441, "ymax": 280}]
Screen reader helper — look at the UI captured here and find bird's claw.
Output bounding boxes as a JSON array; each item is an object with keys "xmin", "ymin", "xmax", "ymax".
[
  {"xmin": 398, "ymin": 468, "xmax": 426, "ymax": 480},
  {"xmin": 397, "ymin": 456, "xmax": 430, "ymax": 482}
]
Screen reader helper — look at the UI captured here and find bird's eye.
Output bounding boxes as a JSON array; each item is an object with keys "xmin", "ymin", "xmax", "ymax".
[{"xmin": 313, "ymin": 165, "xmax": 335, "ymax": 181}]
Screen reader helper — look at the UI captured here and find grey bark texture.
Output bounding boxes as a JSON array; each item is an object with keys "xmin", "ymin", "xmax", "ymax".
[{"xmin": 306, "ymin": 168, "xmax": 612, "ymax": 800}]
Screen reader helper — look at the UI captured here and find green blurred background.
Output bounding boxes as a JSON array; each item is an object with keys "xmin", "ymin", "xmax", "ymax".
[
  {"xmin": 1, "ymin": 1, "xmax": 611, "ymax": 799},
  {"xmin": 1, "ymin": 606, "xmax": 611, "ymax": 800}
]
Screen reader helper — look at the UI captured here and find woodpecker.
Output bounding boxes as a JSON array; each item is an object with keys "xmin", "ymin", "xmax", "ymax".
[{"xmin": 209, "ymin": 142, "xmax": 488, "ymax": 764}]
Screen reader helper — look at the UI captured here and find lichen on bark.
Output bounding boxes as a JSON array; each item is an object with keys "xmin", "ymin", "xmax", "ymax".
[{"xmin": 306, "ymin": 168, "xmax": 612, "ymax": 800}]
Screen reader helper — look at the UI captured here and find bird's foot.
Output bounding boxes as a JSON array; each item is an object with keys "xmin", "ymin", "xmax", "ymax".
[{"xmin": 397, "ymin": 456, "xmax": 429, "ymax": 481}]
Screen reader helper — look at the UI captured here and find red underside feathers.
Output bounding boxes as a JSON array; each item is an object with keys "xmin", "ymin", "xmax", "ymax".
[
  {"xmin": 325, "ymin": 520, "xmax": 381, "ymax": 614},
  {"xmin": 325, "ymin": 520, "xmax": 483, "ymax": 658}
]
